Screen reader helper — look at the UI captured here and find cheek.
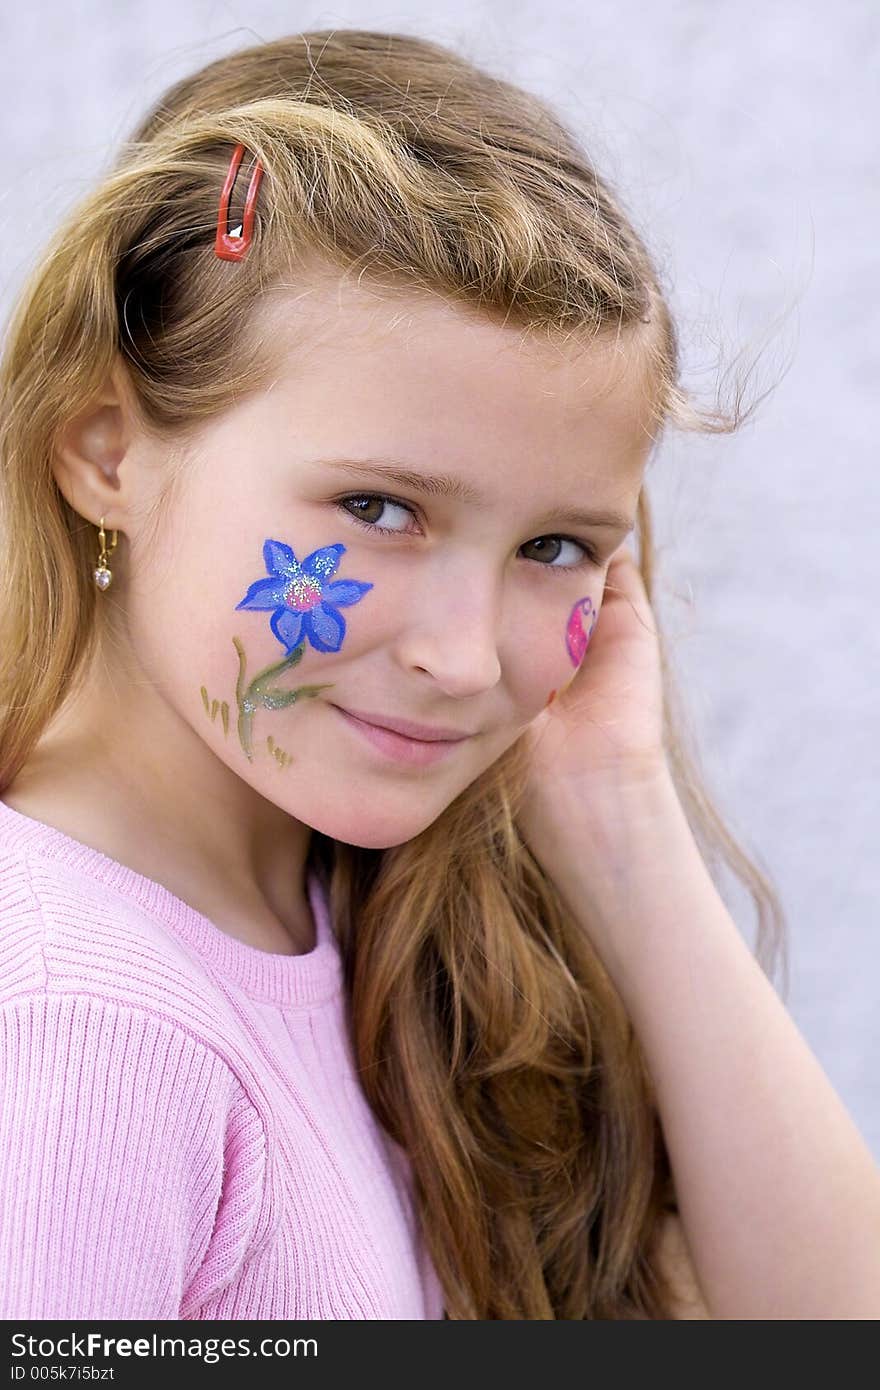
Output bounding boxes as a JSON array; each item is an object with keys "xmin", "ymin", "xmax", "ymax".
[
  {"xmin": 508, "ymin": 591, "xmax": 601, "ymax": 714},
  {"xmin": 147, "ymin": 530, "xmax": 383, "ymax": 755},
  {"xmin": 554, "ymin": 594, "xmax": 601, "ymax": 701}
]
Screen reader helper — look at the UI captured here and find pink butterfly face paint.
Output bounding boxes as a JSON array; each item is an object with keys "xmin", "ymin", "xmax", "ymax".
[{"xmin": 565, "ymin": 596, "xmax": 597, "ymax": 667}]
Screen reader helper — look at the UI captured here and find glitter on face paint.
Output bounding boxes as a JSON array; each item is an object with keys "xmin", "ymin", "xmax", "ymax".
[
  {"xmin": 283, "ymin": 562, "xmax": 323, "ymax": 612},
  {"xmin": 235, "ymin": 539, "xmax": 373, "ymax": 655},
  {"xmin": 285, "ymin": 547, "xmax": 340, "ymax": 610},
  {"xmin": 565, "ymin": 596, "xmax": 597, "ymax": 667}
]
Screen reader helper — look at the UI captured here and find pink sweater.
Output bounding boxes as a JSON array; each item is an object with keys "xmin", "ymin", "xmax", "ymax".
[{"xmin": 0, "ymin": 796, "xmax": 445, "ymax": 1320}]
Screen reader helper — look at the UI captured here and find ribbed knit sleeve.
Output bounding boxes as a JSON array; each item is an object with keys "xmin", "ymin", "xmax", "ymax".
[
  {"xmin": 0, "ymin": 799, "xmax": 445, "ymax": 1319},
  {"xmin": 0, "ymin": 992, "xmax": 264, "ymax": 1320}
]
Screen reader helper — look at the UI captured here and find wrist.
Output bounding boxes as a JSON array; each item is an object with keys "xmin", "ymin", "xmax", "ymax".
[
  {"xmin": 520, "ymin": 766, "xmax": 710, "ymax": 969},
  {"xmin": 522, "ymin": 759, "xmax": 682, "ymax": 862}
]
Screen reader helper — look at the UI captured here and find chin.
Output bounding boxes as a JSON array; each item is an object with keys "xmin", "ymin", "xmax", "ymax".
[
  {"xmin": 316, "ymin": 808, "xmax": 447, "ymax": 851},
  {"xmin": 333, "ymin": 825, "xmax": 429, "ymax": 851},
  {"xmin": 289, "ymin": 782, "xmax": 455, "ymax": 850}
]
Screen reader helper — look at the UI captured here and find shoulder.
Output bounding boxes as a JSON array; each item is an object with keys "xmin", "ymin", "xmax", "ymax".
[
  {"xmin": 650, "ymin": 1211, "xmax": 713, "ymax": 1319},
  {"xmin": 0, "ymin": 853, "xmax": 270, "ymax": 1218},
  {"xmin": 0, "ymin": 846, "xmax": 245, "ymax": 1066},
  {"xmin": 0, "ymin": 971, "xmax": 269, "ymax": 1319}
]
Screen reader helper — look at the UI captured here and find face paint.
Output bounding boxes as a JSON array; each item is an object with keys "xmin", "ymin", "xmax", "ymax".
[
  {"xmin": 565, "ymin": 595, "xmax": 597, "ymax": 668},
  {"xmin": 200, "ymin": 686, "xmax": 230, "ymax": 737},
  {"xmin": 266, "ymin": 734, "xmax": 291, "ymax": 769},
  {"xmin": 201, "ymin": 538, "xmax": 373, "ymax": 762}
]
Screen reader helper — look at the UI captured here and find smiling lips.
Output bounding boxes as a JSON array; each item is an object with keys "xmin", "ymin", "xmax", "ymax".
[
  {"xmin": 337, "ymin": 704, "xmax": 475, "ymax": 742},
  {"xmin": 331, "ymin": 704, "xmax": 474, "ymax": 768}
]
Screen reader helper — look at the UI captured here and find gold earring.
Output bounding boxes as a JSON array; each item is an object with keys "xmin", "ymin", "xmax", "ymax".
[{"xmin": 93, "ymin": 516, "xmax": 118, "ymax": 591}]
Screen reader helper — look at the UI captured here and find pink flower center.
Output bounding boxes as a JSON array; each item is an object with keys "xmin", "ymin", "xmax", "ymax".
[{"xmin": 284, "ymin": 569, "xmax": 323, "ymax": 612}]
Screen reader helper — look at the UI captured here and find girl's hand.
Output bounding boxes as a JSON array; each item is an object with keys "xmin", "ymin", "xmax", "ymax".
[{"xmin": 518, "ymin": 543, "xmax": 671, "ymax": 843}]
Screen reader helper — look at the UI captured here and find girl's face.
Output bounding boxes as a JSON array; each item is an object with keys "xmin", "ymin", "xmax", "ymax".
[{"xmin": 124, "ymin": 275, "xmax": 653, "ymax": 848}]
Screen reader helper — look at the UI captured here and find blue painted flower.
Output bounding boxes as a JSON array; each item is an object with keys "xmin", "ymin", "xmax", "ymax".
[{"xmin": 235, "ymin": 539, "xmax": 373, "ymax": 654}]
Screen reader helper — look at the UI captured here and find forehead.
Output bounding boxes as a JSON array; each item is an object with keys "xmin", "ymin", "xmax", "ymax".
[{"xmin": 247, "ymin": 270, "xmax": 658, "ymax": 501}]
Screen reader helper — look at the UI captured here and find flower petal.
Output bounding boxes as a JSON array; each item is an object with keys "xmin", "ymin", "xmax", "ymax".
[
  {"xmin": 305, "ymin": 602, "xmax": 345, "ymax": 653},
  {"xmin": 302, "ymin": 544, "xmax": 345, "ymax": 582},
  {"xmin": 270, "ymin": 607, "xmax": 305, "ymax": 651},
  {"xmin": 235, "ymin": 576, "xmax": 290, "ymax": 611},
  {"xmin": 321, "ymin": 578, "xmax": 373, "ymax": 607},
  {"xmin": 263, "ymin": 539, "xmax": 298, "ymax": 575}
]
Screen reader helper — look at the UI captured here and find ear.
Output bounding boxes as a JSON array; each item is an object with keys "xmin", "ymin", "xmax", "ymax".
[{"xmin": 54, "ymin": 356, "xmax": 139, "ymax": 530}]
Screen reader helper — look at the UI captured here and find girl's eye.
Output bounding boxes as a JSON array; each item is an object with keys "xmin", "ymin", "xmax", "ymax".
[
  {"xmin": 337, "ymin": 494, "xmax": 417, "ymax": 536},
  {"xmin": 336, "ymin": 493, "xmax": 600, "ymax": 570}
]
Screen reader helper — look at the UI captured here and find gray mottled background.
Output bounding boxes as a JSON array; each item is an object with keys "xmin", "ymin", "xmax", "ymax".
[{"xmin": 1, "ymin": 3, "xmax": 877, "ymax": 1160}]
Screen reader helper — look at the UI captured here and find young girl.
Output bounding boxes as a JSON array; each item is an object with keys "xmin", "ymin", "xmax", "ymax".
[{"xmin": 1, "ymin": 29, "xmax": 877, "ymax": 1322}]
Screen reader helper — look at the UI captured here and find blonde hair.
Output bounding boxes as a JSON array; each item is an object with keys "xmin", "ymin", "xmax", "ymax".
[{"xmin": 0, "ymin": 29, "xmax": 786, "ymax": 1317}]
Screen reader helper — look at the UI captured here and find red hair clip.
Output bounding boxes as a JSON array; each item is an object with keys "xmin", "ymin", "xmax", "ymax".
[{"xmin": 214, "ymin": 143, "xmax": 264, "ymax": 261}]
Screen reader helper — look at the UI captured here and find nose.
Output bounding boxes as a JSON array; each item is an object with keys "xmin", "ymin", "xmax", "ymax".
[{"xmin": 393, "ymin": 558, "xmax": 503, "ymax": 699}]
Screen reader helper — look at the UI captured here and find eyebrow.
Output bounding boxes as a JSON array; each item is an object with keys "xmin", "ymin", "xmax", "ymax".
[{"xmin": 315, "ymin": 456, "xmax": 635, "ymax": 534}]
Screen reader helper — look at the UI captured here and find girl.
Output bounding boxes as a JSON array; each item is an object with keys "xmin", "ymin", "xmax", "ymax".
[{"xmin": 0, "ymin": 29, "xmax": 877, "ymax": 1321}]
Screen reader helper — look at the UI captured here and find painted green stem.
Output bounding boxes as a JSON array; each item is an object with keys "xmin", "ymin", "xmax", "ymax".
[{"xmin": 232, "ymin": 635, "xmax": 334, "ymax": 761}]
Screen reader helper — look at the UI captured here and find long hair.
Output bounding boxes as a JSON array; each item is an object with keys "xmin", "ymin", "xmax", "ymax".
[{"xmin": 0, "ymin": 29, "xmax": 787, "ymax": 1317}]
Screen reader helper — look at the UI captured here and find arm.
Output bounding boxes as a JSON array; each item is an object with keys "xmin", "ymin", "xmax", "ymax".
[
  {"xmin": 535, "ymin": 767, "xmax": 880, "ymax": 1320},
  {"xmin": 0, "ymin": 994, "xmax": 242, "ymax": 1318},
  {"xmin": 651, "ymin": 1211, "xmax": 712, "ymax": 1319}
]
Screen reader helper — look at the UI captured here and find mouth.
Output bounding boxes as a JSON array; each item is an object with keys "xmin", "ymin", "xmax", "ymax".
[{"xmin": 329, "ymin": 704, "xmax": 473, "ymax": 768}]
